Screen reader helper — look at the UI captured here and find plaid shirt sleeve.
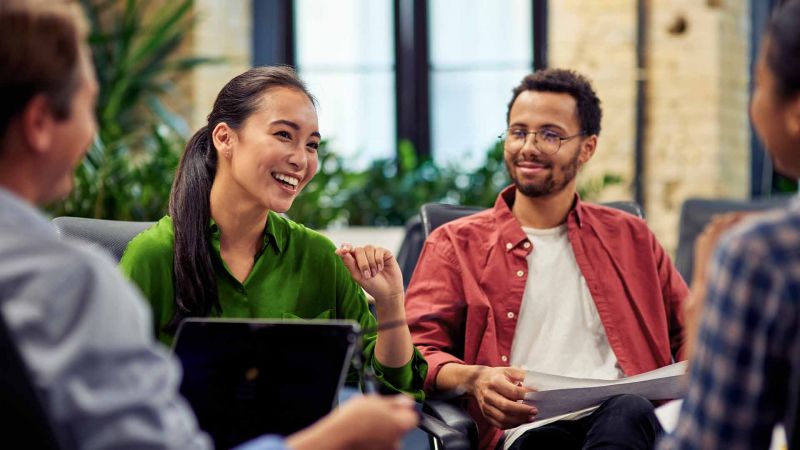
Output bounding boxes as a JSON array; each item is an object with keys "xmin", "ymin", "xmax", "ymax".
[{"xmin": 659, "ymin": 221, "xmax": 796, "ymax": 450}]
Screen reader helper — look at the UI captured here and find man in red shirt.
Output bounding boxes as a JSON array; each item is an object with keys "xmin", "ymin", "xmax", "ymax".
[{"xmin": 405, "ymin": 68, "xmax": 689, "ymax": 450}]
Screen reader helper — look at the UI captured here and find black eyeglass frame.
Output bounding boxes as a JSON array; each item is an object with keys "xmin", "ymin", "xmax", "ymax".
[{"xmin": 498, "ymin": 128, "xmax": 587, "ymax": 155}]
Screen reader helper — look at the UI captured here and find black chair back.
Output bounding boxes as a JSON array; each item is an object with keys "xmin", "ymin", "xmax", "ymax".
[
  {"xmin": 396, "ymin": 215, "xmax": 426, "ymax": 290},
  {"xmin": 420, "ymin": 205, "xmax": 485, "ymax": 237},
  {"xmin": 601, "ymin": 201, "xmax": 645, "ymax": 220},
  {"xmin": 52, "ymin": 217, "xmax": 155, "ymax": 262},
  {"xmin": 674, "ymin": 197, "xmax": 789, "ymax": 284},
  {"xmin": 420, "ymin": 200, "xmax": 645, "ymax": 238},
  {"xmin": 0, "ymin": 311, "xmax": 61, "ymax": 449}
]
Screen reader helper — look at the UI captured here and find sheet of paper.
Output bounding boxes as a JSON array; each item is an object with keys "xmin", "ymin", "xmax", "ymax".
[
  {"xmin": 522, "ymin": 361, "xmax": 688, "ymax": 421},
  {"xmin": 655, "ymin": 399, "xmax": 683, "ymax": 433}
]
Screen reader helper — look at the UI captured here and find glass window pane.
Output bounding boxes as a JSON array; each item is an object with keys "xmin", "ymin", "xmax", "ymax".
[
  {"xmin": 429, "ymin": 0, "xmax": 532, "ymax": 169},
  {"xmin": 302, "ymin": 72, "xmax": 395, "ymax": 163},
  {"xmin": 295, "ymin": 0, "xmax": 394, "ymax": 166},
  {"xmin": 429, "ymin": 0, "xmax": 532, "ymax": 68},
  {"xmin": 295, "ymin": 0, "xmax": 393, "ymax": 67},
  {"xmin": 431, "ymin": 70, "xmax": 529, "ymax": 168}
]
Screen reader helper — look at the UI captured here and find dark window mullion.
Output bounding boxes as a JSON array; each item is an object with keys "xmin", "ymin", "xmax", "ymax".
[
  {"xmin": 533, "ymin": 0, "xmax": 548, "ymax": 70},
  {"xmin": 394, "ymin": 0, "xmax": 430, "ymax": 158},
  {"xmin": 252, "ymin": 0, "xmax": 295, "ymax": 67}
]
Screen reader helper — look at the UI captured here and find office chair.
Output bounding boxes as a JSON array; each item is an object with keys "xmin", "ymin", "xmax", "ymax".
[
  {"xmin": 51, "ymin": 217, "xmax": 155, "ymax": 262},
  {"xmin": 674, "ymin": 197, "xmax": 788, "ymax": 284},
  {"xmin": 396, "ymin": 215, "xmax": 425, "ymax": 290}
]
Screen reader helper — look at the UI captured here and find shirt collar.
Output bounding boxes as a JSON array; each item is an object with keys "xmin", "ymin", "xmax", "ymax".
[
  {"xmin": 495, "ymin": 185, "xmax": 584, "ymax": 251},
  {"xmin": 208, "ymin": 210, "xmax": 285, "ymax": 255},
  {"xmin": 264, "ymin": 210, "xmax": 288, "ymax": 253},
  {"xmin": 572, "ymin": 192, "xmax": 585, "ymax": 227},
  {"xmin": 494, "ymin": 186, "xmax": 531, "ymax": 251}
]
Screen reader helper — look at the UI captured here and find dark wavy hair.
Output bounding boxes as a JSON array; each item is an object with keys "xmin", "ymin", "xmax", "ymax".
[
  {"xmin": 764, "ymin": 0, "xmax": 800, "ymax": 98},
  {"xmin": 165, "ymin": 65, "xmax": 315, "ymax": 333},
  {"xmin": 506, "ymin": 68, "xmax": 602, "ymax": 137}
]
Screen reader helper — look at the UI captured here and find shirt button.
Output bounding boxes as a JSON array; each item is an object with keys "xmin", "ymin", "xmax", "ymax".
[
  {"xmin": 501, "ymin": 355, "xmax": 508, "ymax": 362},
  {"xmin": 507, "ymin": 311, "xmax": 515, "ymax": 319},
  {"xmin": 516, "ymin": 270, "xmax": 524, "ymax": 277},
  {"xmin": 505, "ymin": 242, "xmax": 513, "ymax": 250},
  {"xmin": 523, "ymin": 242, "xmax": 531, "ymax": 249}
]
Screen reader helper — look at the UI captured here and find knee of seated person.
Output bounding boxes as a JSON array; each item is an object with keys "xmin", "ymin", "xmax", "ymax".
[{"xmin": 603, "ymin": 394, "xmax": 655, "ymax": 419}]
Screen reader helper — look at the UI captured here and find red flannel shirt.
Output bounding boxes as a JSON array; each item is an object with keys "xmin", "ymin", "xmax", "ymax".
[{"xmin": 405, "ymin": 186, "xmax": 689, "ymax": 450}]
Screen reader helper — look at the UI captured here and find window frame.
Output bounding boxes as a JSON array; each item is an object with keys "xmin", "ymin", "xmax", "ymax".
[{"xmin": 252, "ymin": 0, "xmax": 548, "ymax": 161}]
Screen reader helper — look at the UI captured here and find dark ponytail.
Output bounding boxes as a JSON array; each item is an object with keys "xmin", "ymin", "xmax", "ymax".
[
  {"xmin": 164, "ymin": 65, "xmax": 315, "ymax": 333},
  {"xmin": 164, "ymin": 126, "xmax": 219, "ymax": 332},
  {"xmin": 765, "ymin": 0, "xmax": 800, "ymax": 98}
]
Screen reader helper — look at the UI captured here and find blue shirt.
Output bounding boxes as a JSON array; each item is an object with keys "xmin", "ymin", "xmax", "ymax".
[
  {"xmin": 0, "ymin": 187, "xmax": 286, "ymax": 450},
  {"xmin": 659, "ymin": 198, "xmax": 800, "ymax": 450}
]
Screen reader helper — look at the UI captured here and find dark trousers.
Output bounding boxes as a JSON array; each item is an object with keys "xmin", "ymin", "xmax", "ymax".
[{"xmin": 507, "ymin": 394, "xmax": 662, "ymax": 450}]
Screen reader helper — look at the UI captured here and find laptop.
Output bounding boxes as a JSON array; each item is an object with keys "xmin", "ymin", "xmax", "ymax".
[{"xmin": 172, "ymin": 318, "xmax": 360, "ymax": 449}]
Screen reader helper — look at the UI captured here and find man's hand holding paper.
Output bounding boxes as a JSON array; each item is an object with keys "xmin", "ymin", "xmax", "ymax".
[{"xmin": 471, "ymin": 366, "xmax": 538, "ymax": 429}]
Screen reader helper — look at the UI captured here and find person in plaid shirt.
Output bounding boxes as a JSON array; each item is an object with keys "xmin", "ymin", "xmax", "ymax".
[{"xmin": 660, "ymin": 1, "xmax": 800, "ymax": 449}]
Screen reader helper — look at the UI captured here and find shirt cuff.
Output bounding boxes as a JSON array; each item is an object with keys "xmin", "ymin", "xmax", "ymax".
[
  {"xmin": 421, "ymin": 352, "xmax": 467, "ymax": 393},
  {"xmin": 371, "ymin": 347, "xmax": 428, "ymax": 402}
]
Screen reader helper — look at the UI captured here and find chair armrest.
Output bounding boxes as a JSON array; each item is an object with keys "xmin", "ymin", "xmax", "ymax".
[
  {"xmin": 418, "ymin": 411, "xmax": 472, "ymax": 450},
  {"xmin": 422, "ymin": 398, "xmax": 478, "ymax": 449}
]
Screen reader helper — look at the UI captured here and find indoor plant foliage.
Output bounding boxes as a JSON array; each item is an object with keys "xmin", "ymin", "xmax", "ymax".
[{"xmin": 52, "ymin": 0, "xmax": 216, "ymax": 220}]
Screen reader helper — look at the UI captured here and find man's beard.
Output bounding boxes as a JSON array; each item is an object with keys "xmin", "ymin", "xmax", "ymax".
[{"xmin": 506, "ymin": 148, "xmax": 581, "ymax": 197}]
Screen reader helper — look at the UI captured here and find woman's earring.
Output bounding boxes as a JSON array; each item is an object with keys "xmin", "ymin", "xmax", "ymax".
[{"xmin": 225, "ymin": 151, "xmax": 231, "ymax": 158}]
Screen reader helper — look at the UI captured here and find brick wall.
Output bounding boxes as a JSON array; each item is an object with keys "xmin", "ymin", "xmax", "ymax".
[
  {"xmin": 549, "ymin": 0, "xmax": 751, "ymax": 253},
  {"xmin": 189, "ymin": 0, "xmax": 253, "ymax": 129},
  {"xmin": 548, "ymin": 0, "xmax": 638, "ymax": 206}
]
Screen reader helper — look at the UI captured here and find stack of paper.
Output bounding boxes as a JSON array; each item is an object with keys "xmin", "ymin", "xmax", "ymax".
[{"xmin": 522, "ymin": 361, "xmax": 688, "ymax": 421}]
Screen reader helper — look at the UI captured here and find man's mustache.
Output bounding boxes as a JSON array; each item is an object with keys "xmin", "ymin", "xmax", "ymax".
[{"xmin": 512, "ymin": 155, "xmax": 553, "ymax": 168}]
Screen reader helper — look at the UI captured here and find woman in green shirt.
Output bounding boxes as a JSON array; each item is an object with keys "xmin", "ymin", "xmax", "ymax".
[{"xmin": 120, "ymin": 66, "xmax": 426, "ymax": 399}]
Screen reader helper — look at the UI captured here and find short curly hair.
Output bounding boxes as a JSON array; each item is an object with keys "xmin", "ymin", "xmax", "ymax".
[{"xmin": 506, "ymin": 68, "xmax": 602, "ymax": 136}]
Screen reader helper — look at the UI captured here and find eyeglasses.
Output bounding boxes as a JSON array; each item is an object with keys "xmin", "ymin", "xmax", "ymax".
[{"xmin": 499, "ymin": 128, "xmax": 586, "ymax": 155}]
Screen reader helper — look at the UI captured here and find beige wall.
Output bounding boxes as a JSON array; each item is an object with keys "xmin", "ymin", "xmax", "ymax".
[
  {"xmin": 548, "ymin": 0, "xmax": 639, "ymax": 206},
  {"xmin": 189, "ymin": 0, "xmax": 253, "ymax": 129},
  {"xmin": 549, "ymin": 0, "xmax": 751, "ymax": 252}
]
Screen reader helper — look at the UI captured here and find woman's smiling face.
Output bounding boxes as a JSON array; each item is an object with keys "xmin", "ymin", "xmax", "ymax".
[{"xmin": 221, "ymin": 86, "xmax": 320, "ymax": 213}]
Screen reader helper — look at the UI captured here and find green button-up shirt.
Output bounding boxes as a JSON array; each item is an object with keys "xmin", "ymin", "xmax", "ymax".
[{"xmin": 119, "ymin": 212, "xmax": 426, "ymax": 399}]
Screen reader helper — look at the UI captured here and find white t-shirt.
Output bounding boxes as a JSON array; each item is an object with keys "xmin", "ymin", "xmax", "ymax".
[{"xmin": 504, "ymin": 225, "xmax": 623, "ymax": 448}]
